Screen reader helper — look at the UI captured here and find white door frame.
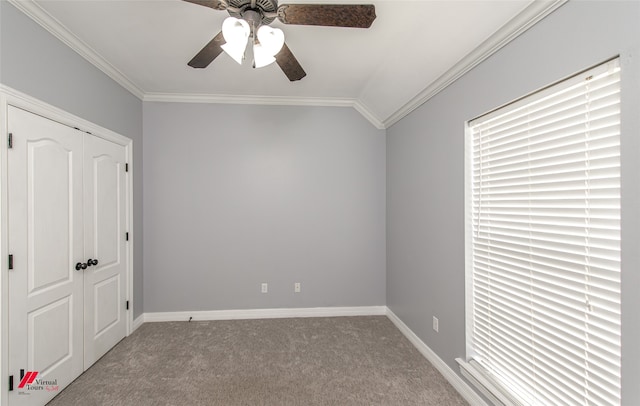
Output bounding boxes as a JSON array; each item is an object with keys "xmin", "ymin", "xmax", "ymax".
[{"xmin": 0, "ymin": 85, "xmax": 134, "ymax": 406}]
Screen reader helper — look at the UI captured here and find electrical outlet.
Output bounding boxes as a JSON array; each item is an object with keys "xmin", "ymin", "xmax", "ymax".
[
  {"xmin": 433, "ymin": 316, "xmax": 439, "ymax": 332},
  {"xmin": 261, "ymin": 283, "xmax": 268, "ymax": 293},
  {"xmin": 294, "ymin": 282, "xmax": 301, "ymax": 293}
]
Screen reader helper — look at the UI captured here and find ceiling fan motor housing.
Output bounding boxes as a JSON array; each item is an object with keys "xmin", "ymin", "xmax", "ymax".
[{"xmin": 227, "ymin": 0, "xmax": 278, "ymax": 25}]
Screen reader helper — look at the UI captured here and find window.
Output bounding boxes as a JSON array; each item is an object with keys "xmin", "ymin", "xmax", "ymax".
[{"xmin": 460, "ymin": 58, "xmax": 621, "ymax": 406}]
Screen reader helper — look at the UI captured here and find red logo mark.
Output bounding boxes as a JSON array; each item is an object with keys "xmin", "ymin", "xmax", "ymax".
[{"xmin": 18, "ymin": 371, "xmax": 38, "ymax": 389}]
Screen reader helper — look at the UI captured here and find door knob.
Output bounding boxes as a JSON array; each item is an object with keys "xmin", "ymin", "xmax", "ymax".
[
  {"xmin": 75, "ymin": 262, "xmax": 87, "ymax": 271},
  {"xmin": 87, "ymin": 259, "xmax": 98, "ymax": 266}
]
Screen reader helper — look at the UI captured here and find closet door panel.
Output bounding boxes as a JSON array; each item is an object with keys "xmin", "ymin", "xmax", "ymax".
[
  {"xmin": 83, "ymin": 134, "xmax": 127, "ymax": 368},
  {"xmin": 7, "ymin": 106, "xmax": 84, "ymax": 405}
]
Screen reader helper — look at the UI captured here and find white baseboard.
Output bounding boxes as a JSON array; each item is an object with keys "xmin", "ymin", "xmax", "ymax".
[
  {"xmin": 132, "ymin": 314, "xmax": 145, "ymax": 332},
  {"xmin": 385, "ymin": 309, "xmax": 488, "ymax": 406},
  {"xmin": 142, "ymin": 305, "xmax": 387, "ymax": 323}
]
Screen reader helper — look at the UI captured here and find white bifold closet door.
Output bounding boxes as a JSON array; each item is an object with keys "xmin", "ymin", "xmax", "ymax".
[
  {"xmin": 7, "ymin": 106, "xmax": 127, "ymax": 406},
  {"xmin": 82, "ymin": 132, "xmax": 127, "ymax": 367}
]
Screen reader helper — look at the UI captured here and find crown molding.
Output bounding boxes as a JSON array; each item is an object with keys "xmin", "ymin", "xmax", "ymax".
[
  {"xmin": 144, "ymin": 92, "xmax": 386, "ymax": 129},
  {"xmin": 143, "ymin": 92, "xmax": 354, "ymax": 107},
  {"xmin": 10, "ymin": 0, "xmax": 566, "ymax": 131},
  {"xmin": 7, "ymin": 0, "xmax": 146, "ymax": 100},
  {"xmin": 353, "ymin": 100, "xmax": 385, "ymax": 130},
  {"xmin": 381, "ymin": 0, "xmax": 568, "ymax": 129}
]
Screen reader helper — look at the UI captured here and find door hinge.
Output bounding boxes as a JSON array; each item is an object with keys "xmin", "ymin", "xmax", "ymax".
[
  {"xmin": 8, "ymin": 254, "xmax": 13, "ymax": 270},
  {"xmin": 126, "ymin": 232, "xmax": 129, "ymax": 241},
  {"xmin": 8, "ymin": 375, "xmax": 13, "ymax": 391},
  {"xmin": 8, "ymin": 133, "xmax": 13, "ymax": 149},
  {"xmin": 126, "ymin": 300, "xmax": 130, "ymax": 310},
  {"xmin": 125, "ymin": 163, "xmax": 129, "ymax": 172}
]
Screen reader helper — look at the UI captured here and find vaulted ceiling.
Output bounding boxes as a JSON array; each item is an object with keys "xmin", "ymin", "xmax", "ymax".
[{"xmin": 10, "ymin": 0, "xmax": 565, "ymax": 128}]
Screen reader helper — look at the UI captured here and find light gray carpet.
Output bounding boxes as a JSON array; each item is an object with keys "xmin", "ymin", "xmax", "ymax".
[{"xmin": 47, "ymin": 316, "xmax": 468, "ymax": 405}]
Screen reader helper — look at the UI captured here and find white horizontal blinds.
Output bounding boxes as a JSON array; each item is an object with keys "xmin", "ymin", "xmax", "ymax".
[{"xmin": 469, "ymin": 58, "xmax": 621, "ymax": 406}]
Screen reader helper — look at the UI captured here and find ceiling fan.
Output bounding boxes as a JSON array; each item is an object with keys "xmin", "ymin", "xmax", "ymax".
[{"xmin": 182, "ymin": 0, "xmax": 377, "ymax": 81}]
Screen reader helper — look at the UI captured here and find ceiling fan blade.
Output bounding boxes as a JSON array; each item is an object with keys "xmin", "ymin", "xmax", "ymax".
[
  {"xmin": 277, "ymin": 4, "xmax": 376, "ymax": 28},
  {"xmin": 275, "ymin": 43, "xmax": 306, "ymax": 82},
  {"xmin": 182, "ymin": 0, "xmax": 226, "ymax": 11},
  {"xmin": 188, "ymin": 31, "xmax": 225, "ymax": 69}
]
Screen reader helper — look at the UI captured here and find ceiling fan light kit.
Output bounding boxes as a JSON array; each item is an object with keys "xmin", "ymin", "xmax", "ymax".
[
  {"xmin": 257, "ymin": 25, "xmax": 285, "ymax": 55},
  {"xmin": 220, "ymin": 17, "xmax": 250, "ymax": 64},
  {"xmin": 183, "ymin": 0, "xmax": 376, "ymax": 81}
]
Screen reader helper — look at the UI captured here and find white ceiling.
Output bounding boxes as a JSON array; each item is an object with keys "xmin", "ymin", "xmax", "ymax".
[{"xmin": 10, "ymin": 0, "xmax": 564, "ymax": 128}]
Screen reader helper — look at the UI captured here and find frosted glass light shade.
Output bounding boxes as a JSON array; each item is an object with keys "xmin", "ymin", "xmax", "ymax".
[
  {"xmin": 253, "ymin": 43, "xmax": 276, "ymax": 68},
  {"xmin": 253, "ymin": 25, "xmax": 284, "ymax": 68},
  {"xmin": 257, "ymin": 25, "xmax": 285, "ymax": 56},
  {"xmin": 221, "ymin": 17, "xmax": 250, "ymax": 65}
]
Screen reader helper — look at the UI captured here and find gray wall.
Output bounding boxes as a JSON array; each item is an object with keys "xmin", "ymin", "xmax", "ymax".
[
  {"xmin": 386, "ymin": 0, "xmax": 640, "ymax": 403},
  {"xmin": 5, "ymin": 0, "xmax": 639, "ymax": 402},
  {"xmin": 0, "ymin": 1, "xmax": 144, "ymax": 318},
  {"xmin": 143, "ymin": 102, "xmax": 386, "ymax": 312}
]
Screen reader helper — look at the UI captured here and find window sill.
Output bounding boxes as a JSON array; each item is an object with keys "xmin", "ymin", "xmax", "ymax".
[{"xmin": 456, "ymin": 358, "xmax": 522, "ymax": 406}]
